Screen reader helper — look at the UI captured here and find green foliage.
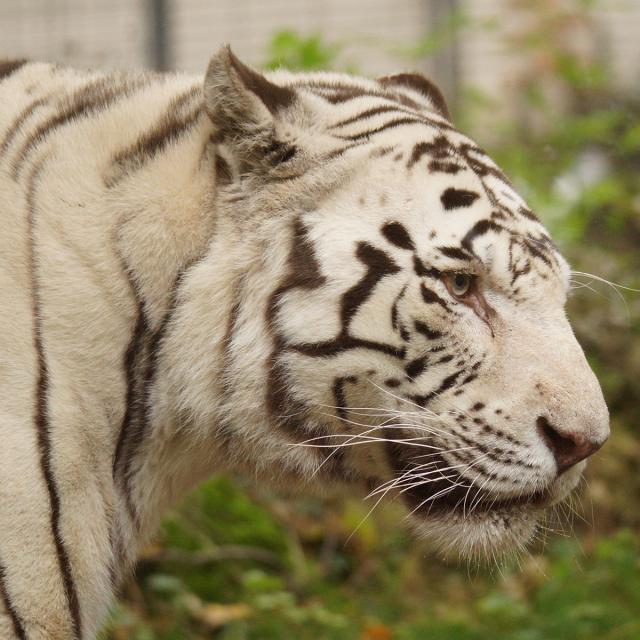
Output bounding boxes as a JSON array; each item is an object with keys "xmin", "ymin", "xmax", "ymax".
[
  {"xmin": 102, "ymin": 483, "xmax": 640, "ymax": 639},
  {"xmin": 264, "ymin": 31, "xmax": 341, "ymax": 71}
]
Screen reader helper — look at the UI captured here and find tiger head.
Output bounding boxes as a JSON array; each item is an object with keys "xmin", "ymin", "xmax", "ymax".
[{"xmin": 203, "ymin": 48, "xmax": 609, "ymax": 559}]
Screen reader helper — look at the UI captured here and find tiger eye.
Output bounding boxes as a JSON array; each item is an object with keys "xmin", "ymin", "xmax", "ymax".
[{"xmin": 446, "ymin": 273, "xmax": 475, "ymax": 297}]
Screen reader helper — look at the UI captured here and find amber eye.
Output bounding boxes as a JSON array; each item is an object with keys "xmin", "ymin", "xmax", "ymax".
[{"xmin": 444, "ymin": 272, "xmax": 475, "ymax": 298}]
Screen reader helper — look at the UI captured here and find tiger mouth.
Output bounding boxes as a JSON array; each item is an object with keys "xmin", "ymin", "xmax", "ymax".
[{"xmin": 395, "ymin": 462, "xmax": 552, "ymax": 517}]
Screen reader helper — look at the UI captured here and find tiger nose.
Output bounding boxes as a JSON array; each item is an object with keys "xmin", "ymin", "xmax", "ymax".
[{"xmin": 536, "ymin": 416, "xmax": 606, "ymax": 476}]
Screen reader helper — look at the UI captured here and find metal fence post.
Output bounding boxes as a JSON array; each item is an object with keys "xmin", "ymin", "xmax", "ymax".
[{"xmin": 148, "ymin": 0, "xmax": 171, "ymax": 71}]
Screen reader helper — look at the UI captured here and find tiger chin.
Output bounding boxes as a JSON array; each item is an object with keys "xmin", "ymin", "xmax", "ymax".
[{"xmin": 0, "ymin": 46, "xmax": 609, "ymax": 638}]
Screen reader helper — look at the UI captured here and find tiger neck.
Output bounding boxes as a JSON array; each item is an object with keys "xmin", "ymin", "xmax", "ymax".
[{"xmin": 110, "ymin": 119, "xmax": 241, "ymax": 556}]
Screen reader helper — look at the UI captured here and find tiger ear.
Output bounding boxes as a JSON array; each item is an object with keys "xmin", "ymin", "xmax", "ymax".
[
  {"xmin": 378, "ymin": 73, "xmax": 451, "ymax": 121},
  {"xmin": 204, "ymin": 45, "xmax": 296, "ymax": 148}
]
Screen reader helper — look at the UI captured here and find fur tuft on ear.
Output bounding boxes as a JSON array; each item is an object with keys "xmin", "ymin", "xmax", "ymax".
[
  {"xmin": 378, "ymin": 73, "xmax": 451, "ymax": 121},
  {"xmin": 204, "ymin": 46, "xmax": 298, "ymax": 172},
  {"xmin": 205, "ymin": 45, "xmax": 295, "ymax": 135}
]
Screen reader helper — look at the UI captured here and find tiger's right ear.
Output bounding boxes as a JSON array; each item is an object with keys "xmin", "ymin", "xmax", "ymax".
[{"xmin": 204, "ymin": 45, "xmax": 296, "ymax": 145}]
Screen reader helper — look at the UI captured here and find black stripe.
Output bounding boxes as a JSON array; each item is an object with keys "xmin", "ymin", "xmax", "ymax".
[
  {"xmin": 323, "ymin": 141, "xmax": 369, "ymax": 161},
  {"xmin": 518, "ymin": 206, "xmax": 540, "ymax": 222},
  {"xmin": 414, "ymin": 320, "xmax": 443, "ymax": 340},
  {"xmin": 113, "ymin": 264, "xmax": 196, "ymax": 526},
  {"xmin": 390, "ymin": 284, "xmax": 407, "ymax": 332},
  {"xmin": 378, "ymin": 73, "xmax": 451, "ymax": 120},
  {"xmin": 420, "ymin": 283, "xmax": 450, "ymax": 310},
  {"xmin": 0, "ymin": 59, "xmax": 27, "ymax": 82},
  {"xmin": 284, "ymin": 241, "xmax": 405, "ymax": 360},
  {"xmin": 407, "ymin": 136, "xmax": 453, "ymax": 169},
  {"xmin": 461, "ymin": 219, "xmax": 504, "ymax": 253},
  {"xmin": 264, "ymin": 220, "xmax": 351, "ymax": 477},
  {"xmin": 342, "ymin": 242, "xmax": 400, "ymax": 328},
  {"xmin": 106, "ymin": 86, "xmax": 203, "ymax": 187},
  {"xmin": 405, "ymin": 355, "xmax": 428, "ymax": 379},
  {"xmin": 331, "ymin": 105, "xmax": 411, "ymax": 129},
  {"xmin": 336, "ymin": 117, "xmax": 424, "ymax": 142},
  {"xmin": 409, "ymin": 370, "xmax": 463, "ymax": 407},
  {"xmin": 27, "ymin": 159, "xmax": 82, "ymax": 639},
  {"xmin": 440, "ymin": 188, "xmax": 480, "ymax": 210},
  {"xmin": 381, "ymin": 222, "xmax": 414, "ymax": 251},
  {"xmin": 290, "ymin": 336, "xmax": 405, "ymax": 359},
  {"xmin": 0, "ymin": 95, "xmax": 51, "ymax": 158},
  {"xmin": 12, "ymin": 76, "xmax": 146, "ymax": 181},
  {"xmin": 437, "ymin": 246, "xmax": 473, "ymax": 261},
  {"xmin": 458, "ymin": 142, "xmax": 514, "ymax": 188},
  {"xmin": 428, "ymin": 159, "xmax": 463, "ymax": 174},
  {"xmin": 0, "ymin": 559, "xmax": 27, "ymax": 640},
  {"xmin": 333, "ymin": 376, "xmax": 357, "ymax": 421},
  {"xmin": 112, "ymin": 302, "xmax": 149, "ymax": 524},
  {"xmin": 413, "ymin": 256, "xmax": 440, "ymax": 279}
]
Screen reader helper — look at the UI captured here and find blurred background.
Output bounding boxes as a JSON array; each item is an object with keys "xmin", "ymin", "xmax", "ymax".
[{"xmin": 2, "ymin": 1, "xmax": 639, "ymax": 638}]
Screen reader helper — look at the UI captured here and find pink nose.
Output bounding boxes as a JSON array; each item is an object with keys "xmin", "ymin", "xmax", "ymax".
[{"xmin": 537, "ymin": 416, "xmax": 605, "ymax": 475}]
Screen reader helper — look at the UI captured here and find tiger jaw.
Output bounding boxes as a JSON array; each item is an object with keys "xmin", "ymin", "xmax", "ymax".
[{"xmin": 407, "ymin": 464, "xmax": 584, "ymax": 558}]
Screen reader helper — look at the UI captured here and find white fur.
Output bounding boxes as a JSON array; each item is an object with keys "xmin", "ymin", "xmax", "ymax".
[{"xmin": 0, "ymin": 50, "xmax": 608, "ymax": 638}]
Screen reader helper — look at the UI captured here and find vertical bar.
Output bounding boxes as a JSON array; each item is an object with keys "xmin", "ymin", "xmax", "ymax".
[
  {"xmin": 428, "ymin": 0, "xmax": 460, "ymax": 109},
  {"xmin": 148, "ymin": 0, "xmax": 171, "ymax": 71}
]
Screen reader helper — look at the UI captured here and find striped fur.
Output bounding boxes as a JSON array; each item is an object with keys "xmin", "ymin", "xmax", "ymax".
[{"xmin": 0, "ymin": 48, "xmax": 608, "ymax": 637}]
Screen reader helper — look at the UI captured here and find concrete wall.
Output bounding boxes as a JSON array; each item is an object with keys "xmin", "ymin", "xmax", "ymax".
[{"xmin": 0, "ymin": 0, "xmax": 637, "ymax": 98}]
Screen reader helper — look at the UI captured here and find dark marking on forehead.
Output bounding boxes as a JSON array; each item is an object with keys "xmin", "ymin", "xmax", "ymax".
[
  {"xmin": 331, "ymin": 104, "xmax": 404, "ymax": 128},
  {"xmin": 370, "ymin": 146, "xmax": 395, "ymax": 159},
  {"xmin": 441, "ymin": 188, "xmax": 480, "ymax": 210},
  {"xmin": 407, "ymin": 135, "xmax": 452, "ymax": 169},
  {"xmin": 437, "ymin": 246, "xmax": 472, "ymax": 261},
  {"xmin": 385, "ymin": 378, "xmax": 402, "ymax": 388},
  {"xmin": 381, "ymin": 222, "xmax": 414, "ymax": 251},
  {"xmin": 461, "ymin": 219, "xmax": 504, "ymax": 252},
  {"xmin": 420, "ymin": 283, "xmax": 450, "ymax": 310},
  {"xmin": 518, "ymin": 206, "xmax": 540, "ymax": 222},
  {"xmin": 413, "ymin": 256, "xmax": 440, "ymax": 278},
  {"xmin": 324, "ymin": 141, "xmax": 369, "ymax": 161},
  {"xmin": 337, "ymin": 117, "xmax": 424, "ymax": 142},
  {"xmin": 458, "ymin": 142, "xmax": 513, "ymax": 188},
  {"xmin": 429, "ymin": 160, "xmax": 464, "ymax": 174}
]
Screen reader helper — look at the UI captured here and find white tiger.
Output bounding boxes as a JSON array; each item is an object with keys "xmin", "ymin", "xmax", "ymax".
[{"xmin": 0, "ymin": 47, "xmax": 609, "ymax": 639}]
